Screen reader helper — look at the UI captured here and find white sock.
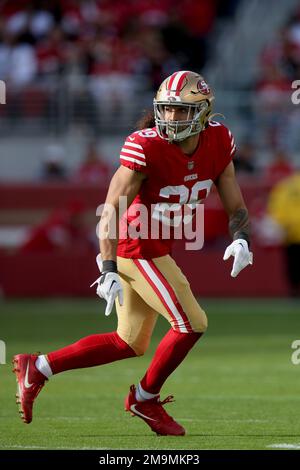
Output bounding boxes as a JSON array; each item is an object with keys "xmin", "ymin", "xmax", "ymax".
[
  {"xmin": 35, "ymin": 355, "xmax": 53, "ymax": 378},
  {"xmin": 135, "ymin": 382, "xmax": 159, "ymax": 402}
]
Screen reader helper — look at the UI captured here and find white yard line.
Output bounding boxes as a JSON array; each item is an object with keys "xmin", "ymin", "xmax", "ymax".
[{"xmin": 267, "ymin": 443, "xmax": 300, "ymax": 449}]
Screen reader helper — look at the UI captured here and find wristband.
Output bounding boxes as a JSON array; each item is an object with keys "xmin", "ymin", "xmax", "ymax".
[
  {"xmin": 102, "ymin": 260, "xmax": 117, "ymax": 273},
  {"xmin": 233, "ymin": 232, "xmax": 250, "ymax": 247}
]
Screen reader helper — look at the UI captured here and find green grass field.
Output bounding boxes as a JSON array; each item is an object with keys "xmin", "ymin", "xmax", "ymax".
[{"xmin": 0, "ymin": 298, "xmax": 300, "ymax": 450}]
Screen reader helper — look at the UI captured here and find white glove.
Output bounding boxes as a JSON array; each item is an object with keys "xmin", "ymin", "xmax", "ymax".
[
  {"xmin": 90, "ymin": 254, "xmax": 124, "ymax": 316},
  {"xmin": 223, "ymin": 239, "xmax": 253, "ymax": 278}
]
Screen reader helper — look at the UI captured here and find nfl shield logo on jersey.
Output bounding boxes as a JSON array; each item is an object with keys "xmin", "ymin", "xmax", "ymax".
[{"xmin": 187, "ymin": 161, "xmax": 194, "ymax": 170}]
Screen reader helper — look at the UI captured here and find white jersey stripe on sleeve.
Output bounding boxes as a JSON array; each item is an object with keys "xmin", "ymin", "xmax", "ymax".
[
  {"xmin": 124, "ymin": 142, "xmax": 144, "ymax": 150},
  {"xmin": 120, "ymin": 155, "xmax": 146, "ymax": 166},
  {"xmin": 121, "ymin": 148, "xmax": 146, "ymax": 159}
]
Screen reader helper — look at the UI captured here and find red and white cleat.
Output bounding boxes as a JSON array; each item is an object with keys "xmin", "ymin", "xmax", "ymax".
[
  {"xmin": 124, "ymin": 385, "xmax": 185, "ymax": 436},
  {"xmin": 12, "ymin": 354, "xmax": 47, "ymax": 424}
]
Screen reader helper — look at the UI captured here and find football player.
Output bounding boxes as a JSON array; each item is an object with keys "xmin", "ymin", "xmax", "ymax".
[{"xmin": 13, "ymin": 70, "xmax": 253, "ymax": 436}]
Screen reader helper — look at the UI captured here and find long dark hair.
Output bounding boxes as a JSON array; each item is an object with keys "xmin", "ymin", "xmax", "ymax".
[{"xmin": 135, "ymin": 109, "xmax": 156, "ymax": 130}]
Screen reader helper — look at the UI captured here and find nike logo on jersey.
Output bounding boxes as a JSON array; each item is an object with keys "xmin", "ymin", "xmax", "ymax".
[
  {"xmin": 130, "ymin": 404, "xmax": 156, "ymax": 421},
  {"xmin": 24, "ymin": 361, "xmax": 33, "ymax": 388},
  {"xmin": 128, "ymin": 136, "xmax": 135, "ymax": 141}
]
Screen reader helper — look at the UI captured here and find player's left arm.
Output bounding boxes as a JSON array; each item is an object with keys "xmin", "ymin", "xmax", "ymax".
[{"xmin": 215, "ymin": 161, "xmax": 253, "ymax": 277}]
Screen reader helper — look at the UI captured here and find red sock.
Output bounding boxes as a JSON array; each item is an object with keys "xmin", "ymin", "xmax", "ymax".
[
  {"xmin": 47, "ymin": 332, "xmax": 136, "ymax": 374},
  {"xmin": 140, "ymin": 329, "xmax": 202, "ymax": 395}
]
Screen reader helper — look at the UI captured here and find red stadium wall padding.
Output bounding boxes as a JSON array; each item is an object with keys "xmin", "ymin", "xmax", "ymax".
[
  {"xmin": 0, "ymin": 183, "xmax": 107, "ymax": 210},
  {"xmin": 0, "ymin": 180, "xmax": 270, "ymax": 211},
  {"xmin": 0, "ymin": 181, "xmax": 289, "ymax": 298},
  {"xmin": 0, "ymin": 246, "xmax": 289, "ymax": 298},
  {"xmin": 0, "ymin": 252, "xmax": 98, "ymax": 297}
]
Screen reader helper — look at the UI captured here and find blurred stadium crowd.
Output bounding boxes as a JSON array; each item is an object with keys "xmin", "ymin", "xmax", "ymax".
[
  {"xmin": 0, "ymin": 0, "xmax": 238, "ymax": 87},
  {"xmin": 0, "ymin": 0, "xmax": 240, "ymax": 138},
  {"xmin": 0, "ymin": 0, "xmax": 300, "ymax": 297},
  {"xmin": 255, "ymin": 3, "xmax": 300, "ymax": 154}
]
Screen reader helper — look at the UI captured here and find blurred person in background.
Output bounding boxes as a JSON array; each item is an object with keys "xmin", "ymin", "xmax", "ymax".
[
  {"xmin": 36, "ymin": 26, "xmax": 65, "ymax": 78},
  {"xmin": 255, "ymin": 64, "xmax": 291, "ymax": 149},
  {"xmin": 233, "ymin": 142, "xmax": 257, "ymax": 175},
  {"xmin": 3, "ymin": 0, "xmax": 55, "ymax": 42},
  {"xmin": 264, "ymin": 149, "xmax": 295, "ymax": 187},
  {"xmin": 19, "ymin": 199, "xmax": 94, "ymax": 254},
  {"xmin": 267, "ymin": 172, "xmax": 300, "ymax": 297},
  {"xmin": 40, "ymin": 143, "xmax": 68, "ymax": 181},
  {"xmin": 0, "ymin": 30, "xmax": 37, "ymax": 88},
  {"xmin": 73, "ymin": 141, "xmax": 111, "ymax": 185},
  {"xmin": 13, "ymin": 70, "xmax": 253, "ymax": 437},
  {"xmin": 282, "ymin": 12, "xmax": 300, "ymax": 79}
]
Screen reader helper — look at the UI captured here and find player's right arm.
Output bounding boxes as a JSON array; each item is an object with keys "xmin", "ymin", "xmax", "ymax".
[
  {"xmin": 92, "ymin": 129, "xmax": 149, "ymax": 315},
  {"xmin": 99, "ymin": 165, "xmax": 146, "ymax": 261},
  {"xmin": 91, "ymin": 166, "xmax": 146, "ymax": 316}
]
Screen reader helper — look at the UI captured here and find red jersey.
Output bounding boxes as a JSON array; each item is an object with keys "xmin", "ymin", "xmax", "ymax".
[{"xmin": 117, "ymin": 122, "xmax": 236, "ymax": 259}]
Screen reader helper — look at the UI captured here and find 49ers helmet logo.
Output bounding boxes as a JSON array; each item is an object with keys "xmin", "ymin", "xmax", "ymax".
[{"xmin": 197, "ymin": 79, "xmax": 210, "ymax": 95}]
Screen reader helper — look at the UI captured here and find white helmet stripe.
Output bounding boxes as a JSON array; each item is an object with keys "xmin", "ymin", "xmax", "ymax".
[{"xmin": 167, "ymin": 70, "xmax": 190, "ymax": 95}]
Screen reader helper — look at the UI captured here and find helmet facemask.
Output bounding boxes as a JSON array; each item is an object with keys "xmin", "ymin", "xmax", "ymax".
[{"xmin": 154, "ymin": 100, "xmax": 210, "ymax": 142}]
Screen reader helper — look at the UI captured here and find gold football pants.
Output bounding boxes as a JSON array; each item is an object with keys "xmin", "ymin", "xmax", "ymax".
[{"xmin": 116, "ymin": 255, "xmax": 208, "ymax": 356}]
